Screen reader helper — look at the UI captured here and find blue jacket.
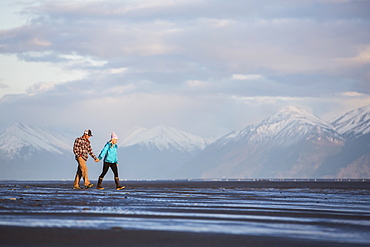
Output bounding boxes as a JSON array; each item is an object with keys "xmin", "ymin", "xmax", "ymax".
[{"xmin": 98, "ymin": 141, "xmax": 118, "ymax": 164}]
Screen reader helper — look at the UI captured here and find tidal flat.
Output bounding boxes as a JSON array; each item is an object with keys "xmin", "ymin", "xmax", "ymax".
[{"xmin": 0, "ymin": 180, "xmax": 369, "ymax": 247}]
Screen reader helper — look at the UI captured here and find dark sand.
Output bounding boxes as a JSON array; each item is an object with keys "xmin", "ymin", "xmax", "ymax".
[
  {"xmin": 0, "ymin": 180, "xmax": 369, "ymax": 247},
  {"xmin": 0, "ymin": 225, "xmax": 358, "ymax": 247}
]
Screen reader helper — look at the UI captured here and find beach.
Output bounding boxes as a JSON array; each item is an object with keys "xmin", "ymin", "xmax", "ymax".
[{"xmin": 1, "ymin": 180, "xmax": 369, "ymax": 246}]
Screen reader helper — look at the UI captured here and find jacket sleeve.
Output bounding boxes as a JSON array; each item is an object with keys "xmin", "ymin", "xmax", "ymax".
[
  {"xmin": 87, "ymin": 142, "xmax": 98, "ymax": 160},
  {"xmin": 97, "ymin": 143, "xmax": 109, "ymax": 161},
  {"xmin": 73, "ymin": 138, "xmax": 80, "ymax": 156},
  {"xmin": 115, "ymin": 145, "xmax": 119, "ymax": 164}
]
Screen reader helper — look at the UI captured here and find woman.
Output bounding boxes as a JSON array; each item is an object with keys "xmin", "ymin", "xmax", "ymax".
[{"xmin": 96, "ymin": 132, "xmax": 125, "ymax": 190}]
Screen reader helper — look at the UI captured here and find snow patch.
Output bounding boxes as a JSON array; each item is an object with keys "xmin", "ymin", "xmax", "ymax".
[
  {"xmin": 120, "ymin": 125, "xmax": 209, "ymax": 153},
  {"xmin": 0, "ymin": 123, "xmax": 71, "ymax": 157},
  {"xmin": 216, "ymin": 105, "xmax": 342, "ymax": 147},
  {"xmin": 331, "ymin": 104, "xmax": 370, "ymax": 137}
]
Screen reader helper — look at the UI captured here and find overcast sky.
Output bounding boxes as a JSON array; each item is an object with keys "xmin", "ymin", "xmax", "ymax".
[{"xmin": 0, "ymin": 0, "xmax": 370, "ymax": 140}]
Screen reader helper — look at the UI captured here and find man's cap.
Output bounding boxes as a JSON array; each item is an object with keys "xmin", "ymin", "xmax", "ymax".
[{"xmin": 84, "ymin": 129, "xmax": 93, "ymax": 136}]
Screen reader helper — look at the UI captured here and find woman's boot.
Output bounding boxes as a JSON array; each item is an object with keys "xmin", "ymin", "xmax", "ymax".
[
  {"xmin": 96, "ymin": 177, "xmax": 104, "ymax": 190},
  {"xmin": 115, "ymin": 177, "xmax": 125, "ymax": 190}
]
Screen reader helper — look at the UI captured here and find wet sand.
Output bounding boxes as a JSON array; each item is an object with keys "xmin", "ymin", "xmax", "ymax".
[
  {"xmin": 0, "ymin": 180, "xmax": 369, "ymax": 247},
  {"xmin": 0, "ymin": 225, "xmax": 357, "ymax": 247}
]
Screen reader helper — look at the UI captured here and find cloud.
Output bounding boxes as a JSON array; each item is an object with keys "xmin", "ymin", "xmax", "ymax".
[
  {"xmin": 0, "ymin": 0, "xmax": 370, "ymax": 137},
  {"xmin": 2, "ymin": 1, "xmax": 368, "ymax": 67},
  {"xmin": 339, "ymin": 45, "xmax": 370, "ymax": 66},
  {"xmin": 0, "ymin": 82, "xmax": 8, "ymax": 89},
  {"xmin": 232, "ymin": 74, "xmax": 264, "ymax": 80},
  {"xmin": 186, "ymin": 80, "xmax": 210, "ymax": 89},
  {"xmin": 25, "ymin": 82, "xmax": 57, "ymax": 95},
  {"xmin": 340, "ymin": 91, "xmax": 366, "ymax": 97}
]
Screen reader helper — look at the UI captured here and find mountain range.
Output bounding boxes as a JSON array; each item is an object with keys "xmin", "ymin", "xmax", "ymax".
[
  {"xmin": 1, "ymin": 105, "xmax": 370, "ymax": 180},
  {"xmin": 176, "ymin": 106, "xmax": 349, "ymax": 179}
]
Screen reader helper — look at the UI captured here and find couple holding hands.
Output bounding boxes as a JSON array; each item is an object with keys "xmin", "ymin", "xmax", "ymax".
[{"xmin": 72, "ymin": 130, "xmax": 125, "ymax": 190}]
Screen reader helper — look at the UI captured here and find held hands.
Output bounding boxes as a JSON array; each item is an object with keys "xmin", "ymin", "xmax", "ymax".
[{"xmin": 95, "ymin": 159, "xmax": 100, "ymax": 162}]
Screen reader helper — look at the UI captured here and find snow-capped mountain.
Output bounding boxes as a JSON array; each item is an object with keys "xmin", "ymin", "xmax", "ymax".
[
  {"xmin": 0, "ymin": 122, "xmax": 72, "ymax": 159},
  {"xmin": 2, "ymin": 104, "xmax": 370, "ymax": 180},
  {"xmin": 256, "ymin": 105, "xmax": 342, "ymax": 144},
  {"xmin": 118, "ymin": 125, "xmax": 210, "ymax": 179},
  {"xmin": 177, "ymin": 106, "xmax": 345, "ymax": 179},
  {"xmin": 218, "ymin": 106, "xmax": 343, "ymax": 147},
  {"xmin": 119, "ymin": 126, "xmax": 148, "ymax": 146},
  {"xmin": 120, "ymin": 125, "xmax": 209, "ymax": 153},
  {"xmin": 0, "ymin": 123, "xmax": 76, "ymax": 180},
  {"xmin": 317, "ymin": 104, "xmax": 370, "ymax": 179},
  {"xmin": 331, "ymin": 104, "xmax": 370, "ymax": 139}
]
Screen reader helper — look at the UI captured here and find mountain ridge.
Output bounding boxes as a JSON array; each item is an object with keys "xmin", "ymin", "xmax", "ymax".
[
  {"xmin": 331, "ymin": 104, "xmax": 370, "ymax": 139},
  {"xmin": 176, "ymin": 105, "xmax": 361, "ymax": 179},
  {"xmin": 216, "ymin": 105, "xmax": 343, "ymax": 148},
  {"xmin": 0, "ymin": 122, "xmax": 72, "ymax": 158},
  {"xmin": 120, "ymin": 125, "xmax": 210, "ymax": 153},
  {"xmin": 118, "ymin": 125, "xmax": 210, "ymax": 179},
  {"xmin": 1, "ymin": 104, "xmax": 370, "ymax": 179}
]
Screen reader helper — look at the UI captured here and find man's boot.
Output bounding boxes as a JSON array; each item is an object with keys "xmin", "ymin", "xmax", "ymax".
[
  {"xmin": 96, "ymin": 177, "xmax": 104, "ymax": 190},
  {"xmin": 115, "ymin": 177, "xmax": 125, "ymax": 190}
]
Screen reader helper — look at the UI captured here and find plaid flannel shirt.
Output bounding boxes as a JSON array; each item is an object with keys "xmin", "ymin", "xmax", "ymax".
[{"xmin": 73, "ymin": 136, "xmax": 97, "ymax": 161}]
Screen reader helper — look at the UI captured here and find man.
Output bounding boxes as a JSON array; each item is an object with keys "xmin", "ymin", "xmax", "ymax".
[{"xmin": 73, "ymin": 129, "xmax": 99, "ymax": 189}]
